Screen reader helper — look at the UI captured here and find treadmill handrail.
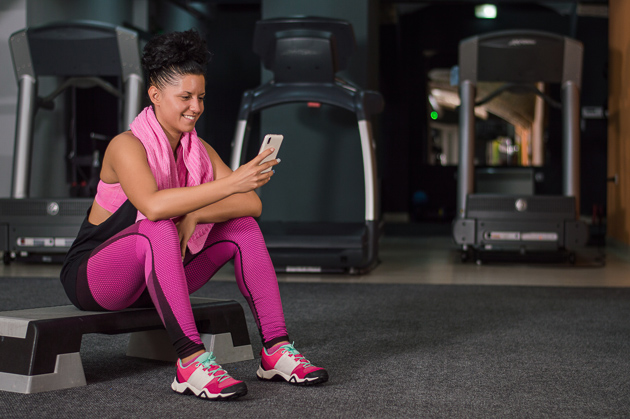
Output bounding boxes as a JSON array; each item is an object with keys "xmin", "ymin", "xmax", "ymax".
[
  {"xmin": 474, "ymin": 83, "xmax": 562, "ymax": 109},
  {"xmin": 237, "ymin": 80, "xmax": 384, "ymax": 121},
  {"xmin": 38, "ymin": 76, "xmax": 124, "ymax": 110}
]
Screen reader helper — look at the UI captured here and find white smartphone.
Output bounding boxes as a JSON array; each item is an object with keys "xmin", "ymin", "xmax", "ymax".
[{"xmin": 258, "ymin": 134, "xmax": 283, "ymax": 173}]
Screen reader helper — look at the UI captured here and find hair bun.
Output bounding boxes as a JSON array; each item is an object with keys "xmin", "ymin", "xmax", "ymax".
[{"xmin": 142, "ymin": 29, "xmax": 212, "ymax": 87}]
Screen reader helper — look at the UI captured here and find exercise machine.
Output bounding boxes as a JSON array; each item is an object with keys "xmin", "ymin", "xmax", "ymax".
[
  {"xmin": 452, "ymin": 30, "xmax": 589, "ymax": 263},
  {"xmin": 0, "ymin": 21, "xmax": 143, "ymax": 264},
  {"xmin": 230, "ymin": 17, "xmax": 384, "ymax": 273}
]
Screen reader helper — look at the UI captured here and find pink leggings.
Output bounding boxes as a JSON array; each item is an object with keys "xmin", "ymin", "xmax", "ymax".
[{"xmin": 82, "ymin": 217, "xmax": 288, "ymax": 359}]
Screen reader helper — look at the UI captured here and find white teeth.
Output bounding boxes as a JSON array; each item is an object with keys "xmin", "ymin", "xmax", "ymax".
[{"xmin": 183, "ymin": 115, "xmax": 195, "ymax": 120}]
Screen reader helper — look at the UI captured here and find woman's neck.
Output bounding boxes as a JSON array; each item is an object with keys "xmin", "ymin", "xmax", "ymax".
[{"xmin": 155, "ymin": 115, "xmax": 181, "ymax": 152}]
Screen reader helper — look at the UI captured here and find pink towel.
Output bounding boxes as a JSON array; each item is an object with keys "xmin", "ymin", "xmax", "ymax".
[{"xmin": 130, "ymin": 106, "xmax": 214, "ymax": 254}]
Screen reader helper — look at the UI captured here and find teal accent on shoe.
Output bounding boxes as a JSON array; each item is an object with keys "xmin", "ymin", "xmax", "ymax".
[
  {"xmin": 194, "ymin": 352, "xmax": 231, "ymax": 382},
  {"xmin": 277, "ymin": 343, "xmax": 313, "ymax": 368}
]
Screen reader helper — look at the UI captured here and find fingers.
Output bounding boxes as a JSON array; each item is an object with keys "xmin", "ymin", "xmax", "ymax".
[
  {"xmin": 177, "ymin": 229, "xmax": 186, "ymax": 260},
  {"xmin": 175, "ymin": 219, "xmax": 191, "ymax": 261},
  {"xmin": 267, "ymin": 157, "xmax": 281, "ymax": 167},
  {"xmin": 258, "ymin": 158, "xmax": 280, "ymax": 174},
  {"xmin": 232, "ymin": 152, "xmax": 279, "ymax": 193},
  {"xmin": 253, "ymin": 147, "xmax": 275, "ymax": 164},
  {"xmin": 250, "ymin": 168, "xmax": 274, "ymax": 191}
]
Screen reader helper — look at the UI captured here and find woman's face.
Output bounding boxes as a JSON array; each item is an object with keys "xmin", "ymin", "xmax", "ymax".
[{"xmin": 150, "ymin": 73, "xmax": 205, "ymax": 142}]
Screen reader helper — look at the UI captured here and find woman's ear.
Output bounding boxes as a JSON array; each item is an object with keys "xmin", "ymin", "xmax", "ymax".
[{"xmin": 148, "ymin": 86, "xmax": 160, "ymax": 106}]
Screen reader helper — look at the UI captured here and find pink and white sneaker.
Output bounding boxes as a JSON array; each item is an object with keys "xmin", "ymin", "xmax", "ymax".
[
  {"xmin": 171, "ymin": 352, "xmax": 247, "ymax": 400},
  {"xmin": 257, "ymin": 342, "xmax": 329, "ymax": 386}
]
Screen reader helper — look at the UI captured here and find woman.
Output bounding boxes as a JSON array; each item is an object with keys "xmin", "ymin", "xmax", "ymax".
[{"xmin": 60, "ymin": 28, "xmax": 328, "ymax": 400}]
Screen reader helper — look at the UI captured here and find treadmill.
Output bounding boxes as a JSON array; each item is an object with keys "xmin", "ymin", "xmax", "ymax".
[
  {"xmin": 0, "ymin": 21, "xmax": 143, "ymax": 264},
  {"xmin": 452, "ymin": 30, "xmax": 589, "ymax": 263},
  {"xmin": 230, "ymin": 17, "xmax": 384, "ymax": 274}
]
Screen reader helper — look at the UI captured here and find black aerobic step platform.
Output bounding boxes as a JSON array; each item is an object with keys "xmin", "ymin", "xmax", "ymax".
[{"xmin": 0, "ymin": 297, "xmax": 253, "ymax": 394}]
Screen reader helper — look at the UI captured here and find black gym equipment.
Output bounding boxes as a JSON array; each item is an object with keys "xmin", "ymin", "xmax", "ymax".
[
  {"xmin": 0, "ymin": 21, "xmax": 143, "ymax": 264},
  {"xmin": 230, "ymin": 17, "xmax": 384, "ymax": 274},
  {"xmin": 452, "ymin": 30, "xmax": 589, "ymax": 263}
]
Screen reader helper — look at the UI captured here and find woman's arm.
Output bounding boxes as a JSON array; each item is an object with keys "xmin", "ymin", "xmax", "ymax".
[
  {"xmin": 103, "ymin": 132, "xmax": 277, "ymax": 221},
  {"xmin": 174, "ymin": 139, "xmax": 277, "ymax": 257},
  {"xmin": 184, "ymin": 139, "xmax": 265, "ymax": 224}
]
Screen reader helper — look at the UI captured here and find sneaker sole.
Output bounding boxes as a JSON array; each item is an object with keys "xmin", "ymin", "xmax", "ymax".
[
  {"xmin": 171, "ymin": 379, "xmax": 248, "ymax": 400},
  {"xmin": 256, "ymin": 366, "xmax": 329, "ymax": 386}
]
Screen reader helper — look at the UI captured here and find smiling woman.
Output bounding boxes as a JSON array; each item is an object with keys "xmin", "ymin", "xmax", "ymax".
[
  {"xmin": 151, "ymin": 74, "xmax": 206, "ymax": 143},
  {"xmin": 59, "ymin": 28, "xmax": 328, "ymax": 401}
]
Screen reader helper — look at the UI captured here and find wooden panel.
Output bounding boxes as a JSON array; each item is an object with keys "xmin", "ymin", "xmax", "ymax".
[{"xmin": 608, "ymin": 0, "xmax": 630, "ymax": 243}]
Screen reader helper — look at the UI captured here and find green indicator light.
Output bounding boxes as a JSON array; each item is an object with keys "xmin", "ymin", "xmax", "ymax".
[
  {"xmin": 430, "ymin": 111, "xmax": 438, "ymax": 120},
  {"xmin": 475, "ymin": 4, "xmax": 497, "ymax": 19}
]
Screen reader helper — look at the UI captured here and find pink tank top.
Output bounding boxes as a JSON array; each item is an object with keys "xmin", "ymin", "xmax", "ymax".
[{"xmin": 94, "ymin": 180, "xmax": 128, "ymax": 213}]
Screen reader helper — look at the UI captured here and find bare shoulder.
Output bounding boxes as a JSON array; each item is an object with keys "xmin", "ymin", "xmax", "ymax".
[
  {"xmin": 105, "ymin": 131, "xmax": 148, "ymax": 162},
  {"xmin": 101, "ymin": 131, "xmax": 148, "ymax": 182},
  {"xmin": 108, "ymin": 131, "xmax": 145, "ymax": 151}
]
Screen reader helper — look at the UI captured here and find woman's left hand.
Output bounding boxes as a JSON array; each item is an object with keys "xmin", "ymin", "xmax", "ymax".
[{"xmin": 176, "ymin": 213, "xmax": 198, "ymax": 260}]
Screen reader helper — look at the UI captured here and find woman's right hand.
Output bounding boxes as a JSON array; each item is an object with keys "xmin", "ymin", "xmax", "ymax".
[{"xmin": 228, "ymin": 148, "xmax": 280, "ymax": 194}]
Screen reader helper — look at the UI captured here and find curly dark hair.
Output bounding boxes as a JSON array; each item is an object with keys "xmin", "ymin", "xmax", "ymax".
[{"xmin": 141, "ymin": 29, "xmax": 212, "ymax": 89}]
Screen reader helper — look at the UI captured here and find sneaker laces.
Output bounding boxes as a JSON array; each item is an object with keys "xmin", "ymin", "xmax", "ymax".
[
  {"xmin": 278, "ymin": 342, "xmax": 313, "ymax": 368},
  {"xmin": 195, "ymin": 352, "xmax": 231, "ymax": 382}
]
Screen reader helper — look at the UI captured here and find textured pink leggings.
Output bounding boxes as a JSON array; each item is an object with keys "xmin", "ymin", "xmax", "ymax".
[{"xmin": 84, "ymin": 217, "xmax": 288, "ymax": 359}]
